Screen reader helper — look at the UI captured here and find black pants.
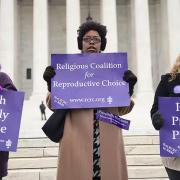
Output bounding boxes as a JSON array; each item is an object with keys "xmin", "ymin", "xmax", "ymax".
[
  {"xmin": 165, "ymin": 167, "xmax": 180, "ymax": 180},
  {"xmin": 93, "ymin": 177, "xmax": 101, "ymax": 180}
]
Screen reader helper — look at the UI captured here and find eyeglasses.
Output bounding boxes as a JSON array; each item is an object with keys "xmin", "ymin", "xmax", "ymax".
[{"xmin": 83, "ymin": 36, "xmax": 101, "ymax": 44}]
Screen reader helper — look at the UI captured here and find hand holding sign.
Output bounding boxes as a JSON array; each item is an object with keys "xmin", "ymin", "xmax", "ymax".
[
  {"xmin": 43, "ymin": 66, "xmax": 56, "ymax": 92},
  {"xmin": 123, "ymin": 70, "xmax": 137, "ymax": 96},
  {"xmin": 152, "ymin": 111, "xmax": 164, "ymax": 130}
]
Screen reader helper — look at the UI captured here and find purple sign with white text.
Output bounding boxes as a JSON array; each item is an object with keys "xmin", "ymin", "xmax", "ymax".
[
  {"xmin": 0, "ymin": 90, "xmax": 24, "ymax": 152},
  {"xmin": 159, "ymin": 97, "xmax": 180, "ymax": 157},
  {"xmin": 96, "ymin": 110, "xmax": 130, "ymax": 130},
  {"xmin": 51, "ymin": 53, "xmax": 130, "ymax": 109}
]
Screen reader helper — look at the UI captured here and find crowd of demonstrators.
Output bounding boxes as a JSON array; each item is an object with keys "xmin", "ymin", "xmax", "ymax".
[{"xmin": 1, "ymin": 16, "xmax": 179, "ymax": 180}]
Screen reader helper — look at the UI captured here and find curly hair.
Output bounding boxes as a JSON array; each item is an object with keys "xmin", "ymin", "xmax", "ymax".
[
  {"xmin": 169, "ymin": 54, "xmax": 180, "ymax": 80},
  {"xmin": 77, "ymin": 21, "xmax": 107, "ymax": 51}
]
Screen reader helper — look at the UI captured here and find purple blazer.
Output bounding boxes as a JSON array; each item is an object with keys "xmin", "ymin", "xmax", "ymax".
[{"xmin": 0, "ymin": 72, "xmax": 17, "ymax": 178}]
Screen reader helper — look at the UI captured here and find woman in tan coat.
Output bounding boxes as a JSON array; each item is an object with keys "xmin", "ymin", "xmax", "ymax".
[{"xmin": 44, "ymin": 20, "xmax": 137, "ymax": 180}]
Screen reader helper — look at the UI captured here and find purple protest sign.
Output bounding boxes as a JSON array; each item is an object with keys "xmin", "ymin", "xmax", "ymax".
[
  {"xmin": 96, "ymin": 110, "xmax": 130, "ymax": 130},
  {"xmin": 51, "ymin": 53, "xmax": 130, "ymax": 109},
  {"xmin": 0, "ymin": 89, "xmax": 24, "ymax": 152},
  {"xmin": 159, "ymin": 97, "xmax": 180, "ymax": 157}
]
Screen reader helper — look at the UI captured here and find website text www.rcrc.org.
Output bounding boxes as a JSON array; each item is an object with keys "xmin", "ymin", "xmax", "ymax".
[{"xmin": 69, "ymin": 97, "xmax": 105, "ymax": 103}]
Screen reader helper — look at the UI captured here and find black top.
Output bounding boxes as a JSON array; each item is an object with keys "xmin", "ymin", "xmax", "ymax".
[{"xmin": 150, "ymin": 73, "xmax": 180, "ymax": 117}]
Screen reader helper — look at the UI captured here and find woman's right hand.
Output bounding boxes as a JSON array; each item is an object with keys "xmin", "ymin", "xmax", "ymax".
[
  {"xmin": 43, "ymin": 66, "xmax": 56, "ymax": 92},
  {"xmin": 123, "ymin": 70, "xmax": 137, "ymax": 97}
]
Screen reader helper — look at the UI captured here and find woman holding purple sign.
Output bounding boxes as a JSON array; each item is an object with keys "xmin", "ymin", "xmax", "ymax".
[
  {"xmin": 0, "ymin": 72, "xmax": 17, "ymax": 180},
  {"xmin": 151, "ymin": 54, "xmax": 180, "ymax": 180},
  {"xmin": 43, "ymin": 20, "xmax": 137, "ymax": 180}
]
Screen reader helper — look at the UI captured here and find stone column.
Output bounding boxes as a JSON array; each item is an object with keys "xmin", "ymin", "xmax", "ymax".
[
  {"xmin": 131, "ymin": 0, "xmax": 153, "ymax": 93},
  {"xmin": 166, "ymin": 0, "xmax": 180, "ymax": 67},
  {"xmin": 33, "ymin": 0, "xmax": 49, "ymax": 95},
  {"xmin": 0, "ymin": 0, "xmax": 18, "ymax": 84},
  {"xmin": 100, "ymin": 0, "xmax": 118, "ymax": 52},
  {"xmin": 125, "ymin": 0, "xmax": 155, "ymax": 135},
  {"xmin": 66, "ymin": 0, "xmax": 80, "ymax": 53},
  {"xmin": 159, "ymin": 0, "xmax": 169, "ymax": 75}
]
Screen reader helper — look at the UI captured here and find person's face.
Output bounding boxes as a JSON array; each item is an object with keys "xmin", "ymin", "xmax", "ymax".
[{"xmin": 82, "ymin": 30, "xmax": 101, "ymax": 53}]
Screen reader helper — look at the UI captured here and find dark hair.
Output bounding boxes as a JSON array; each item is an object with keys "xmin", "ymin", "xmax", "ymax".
[{"xmin": 77, "ymin": 21, "xmax": 107, "ymax": 51}]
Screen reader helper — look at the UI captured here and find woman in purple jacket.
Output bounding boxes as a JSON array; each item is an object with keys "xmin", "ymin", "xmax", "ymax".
[{"xmin": 0, "ymin": 72, "xmax": 17, "ymax": 180}]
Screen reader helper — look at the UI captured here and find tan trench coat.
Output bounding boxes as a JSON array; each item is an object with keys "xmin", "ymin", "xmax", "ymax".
[{"xmin": 47, "ymin": 93, "xmax": 134, "ymax": 180}]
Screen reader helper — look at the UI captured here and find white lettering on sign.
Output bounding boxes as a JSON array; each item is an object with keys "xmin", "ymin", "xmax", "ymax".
[
  {"xmin": 0, "ymin": 109, "xmax": 10, "ymax": 122},
  {"xmin": 0, "ymin": 126, "xmax": 7, "ymax": 134},
  {"xmin": 0, "ymin": 95, "xmax": 6, "ymax": 105},
  {"xmin": 176, "ymin": 102, "xmax": 180, "ymax": 111}
]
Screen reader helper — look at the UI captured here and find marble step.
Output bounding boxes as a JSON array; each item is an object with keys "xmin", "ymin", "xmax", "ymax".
[
  {"xmin": 10, "ymin": 144, "xmax": 160, "ymax": 158},
  {"xmin": 4, "ymin": 135, "xmax": 169, "ymax": 180},
  {"xmin": 4, "ymin": 166, "xmax": 168, "ymax": 180},
  {"xmin": 8, "ymin": 155, "xmax": 163, "ymax": 169},
  {"xmin": 15, "ymin": 135, "xmax": 159, "ymax": 148}
]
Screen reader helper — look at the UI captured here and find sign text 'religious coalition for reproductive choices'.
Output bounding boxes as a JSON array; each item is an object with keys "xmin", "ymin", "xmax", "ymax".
[
  {"xmin": 159, "ymin": 97, "xmax": 180, "ymax": 157},
  {"xmin": 51, "ymin": 53, "xmax": 130, "ymax": 109}
]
